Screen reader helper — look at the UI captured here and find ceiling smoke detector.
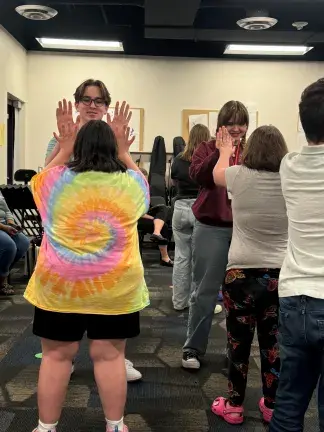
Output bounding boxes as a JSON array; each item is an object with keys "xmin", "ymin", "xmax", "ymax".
[
  {"xmin": 15, "ymin": 5, "xmax": 58, "ymax": 21},
  {"xmin": 292, "ymin": 21, "xmax": 308, "ymax": 31},
  {"xmin": 237, "ymin": 10, "xmax": 278, "ymax": 31}
]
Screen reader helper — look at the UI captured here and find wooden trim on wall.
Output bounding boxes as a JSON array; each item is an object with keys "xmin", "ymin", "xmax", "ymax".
[
  {"xmin": 182, "ymin": 109, "xmax": 219, "ymax": 142},
  {"xmin": 138, "ymin": 108, "xmax": 144, "ymax": 151}
]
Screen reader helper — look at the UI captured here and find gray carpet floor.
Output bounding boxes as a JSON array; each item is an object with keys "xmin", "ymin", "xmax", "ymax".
[{"xmin": 0, "ymin": 249, "xmax": 318, "ymax": 431}]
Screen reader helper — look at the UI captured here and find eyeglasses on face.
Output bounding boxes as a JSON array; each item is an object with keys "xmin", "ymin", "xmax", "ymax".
[{"xmin": 80, "ymin": 96, "xmax": 107, "ymax": 107}]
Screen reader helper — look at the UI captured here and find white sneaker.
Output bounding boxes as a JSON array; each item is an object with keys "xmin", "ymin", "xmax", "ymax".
[
  {"xmin": 125, "ymin": 358, "xmax": 133, "ymax": 367},
  {"xmin": 214, "ymin": 304, "xmax": 222, "ymax": 314},
  {"xmin": 182, "ymin": 352, "xmax": 200, "ymax": 369},
  {"xmin": 125, "ymin": 358, "xmax": 142, "ymax": 382},
  {"xmin": 32, "ymin": 429, "xmax": 56, "ymax": 432},
  {"xmin": 70, "ymin": 360, "xmax": 138, "ymax": 381}
]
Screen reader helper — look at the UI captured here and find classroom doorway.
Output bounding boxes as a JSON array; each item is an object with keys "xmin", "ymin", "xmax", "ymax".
[{"xmin": 7, "ymin": 100, "xmax": 15, "ymax": 184}]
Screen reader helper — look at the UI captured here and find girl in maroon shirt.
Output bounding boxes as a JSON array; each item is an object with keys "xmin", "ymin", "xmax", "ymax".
[{"xmin": 182, "ymin": 101, "xmax": 249, "ymax": 370}]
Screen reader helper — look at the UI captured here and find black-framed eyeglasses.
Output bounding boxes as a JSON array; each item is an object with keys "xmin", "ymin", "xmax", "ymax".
[{"xmin": 80, "ymin": 96, "xmax": 107, "ymax": 107}]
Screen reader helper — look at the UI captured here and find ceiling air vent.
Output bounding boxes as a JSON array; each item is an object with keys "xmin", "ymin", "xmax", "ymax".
[
  {"xmin": 15, "ymin": 5, "xmax": 58, "ymax": 21},
  {"xmin": 237, "ymin": 10, "xmax": 278, "ymax": 31}
]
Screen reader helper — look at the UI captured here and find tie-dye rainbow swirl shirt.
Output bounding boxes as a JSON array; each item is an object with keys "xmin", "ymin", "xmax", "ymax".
[{"xmin": 24, "ymin": 166, "xmax": 150, "ymax": 315}]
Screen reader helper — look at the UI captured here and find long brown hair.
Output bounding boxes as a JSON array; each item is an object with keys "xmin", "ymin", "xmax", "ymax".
[
  {"xmin": 217, "ymin": 100, "xmax": 249, "ymax": 147},
  {"xmin": 242, "ymin": 125, "xmax": 288, "ymax": 172},
  {"xmin": 181, "ymin": 124, "xmax": 211, "ymax": 161}
]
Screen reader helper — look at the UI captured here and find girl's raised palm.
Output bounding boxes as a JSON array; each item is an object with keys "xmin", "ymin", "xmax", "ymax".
[{"xmin": 216, "ymin": 127, "xmax": 235, "ymax": 157}]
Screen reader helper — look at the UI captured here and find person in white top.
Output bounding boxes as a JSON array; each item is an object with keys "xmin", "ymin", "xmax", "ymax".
[
  {"xmin": 211, "ymin": 126, "xmax": 288, "ymax": 426},
  {"xmin": 270, "ymin": 79, "xmax": 324, "ymax": 431}
]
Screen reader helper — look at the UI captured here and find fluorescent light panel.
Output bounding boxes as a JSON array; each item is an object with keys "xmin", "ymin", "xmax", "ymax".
[
  {"xmin": 36, "ymin": 37, "xmax": 124, "ymax": 52},
  {"xmin": 224, "ymin": 44, "xmax": 313, "ymax": 56}
]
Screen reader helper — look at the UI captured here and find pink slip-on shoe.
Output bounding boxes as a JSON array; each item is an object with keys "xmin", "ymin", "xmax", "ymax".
[
  {"xmin": 259, "ymin": 397, "xmax": 274, "ymax": 423},
  {"xmin": 211, "ymin": 397, "xmax": 244, "ymax": 425}
]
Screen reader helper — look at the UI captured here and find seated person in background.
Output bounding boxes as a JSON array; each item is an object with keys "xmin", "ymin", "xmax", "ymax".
[
  {"xmin": 0, "ymin": 195, "xmax": 30, "ymax": 295},
  {"xmin": 138, "ymin": 168, "xmax": 173, "ymax": 267}
]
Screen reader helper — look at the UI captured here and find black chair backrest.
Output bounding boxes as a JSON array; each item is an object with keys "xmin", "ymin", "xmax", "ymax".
[
  {"xmin": 14, "ymin": 169, "xmax": 37, "ymax": 185},
  {"xmin": 149, "ymin": 136, "xmax": 167, "ymax": 202},
  {"xmin": 0, "ymin": 184, "xmax": 43, "ymax": 239}
]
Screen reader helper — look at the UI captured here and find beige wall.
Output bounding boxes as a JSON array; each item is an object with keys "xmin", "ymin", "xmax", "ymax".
[
  {"xmin": 26, "ymin": 52, "xmax": 324, "ymax": 170},
  {"xmin": 0, "ymin": 28, "xmax": 322, "ymax": 180},
  {"xmin": 0, "ymin": 27, "xmax": 27, "ymax": 183}
]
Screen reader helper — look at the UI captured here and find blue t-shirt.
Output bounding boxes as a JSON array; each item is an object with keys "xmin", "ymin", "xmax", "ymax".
[
  {"xmin": 45, "ymin": 137, "xmax": 73, "ymax": 163},
  {"xmin": 45, "ymin": 137, "xmax": 58, "ymax": 162}
]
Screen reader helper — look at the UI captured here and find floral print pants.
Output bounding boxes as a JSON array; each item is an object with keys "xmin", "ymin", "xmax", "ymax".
[{"xmin": 224, "ymin": 268, "xmax": 280, "ymax": 409}]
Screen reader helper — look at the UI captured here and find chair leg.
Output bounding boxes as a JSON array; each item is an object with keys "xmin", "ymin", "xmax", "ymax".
[
  {"xmin": 138, "ymin": 232, "xmax": 144, "ymax": 257},
  {"xmin": 139, "ymin": 237, "xmax": 143, "ymax": 257},
  {"xmin": 31, "ymin": 242, "xmax": 36, "ymax": 272},
  {"xmin": 24, "ymin": 254, "xmax": 28, "ymax": 276},
  {"xmin": 26, "ymin": 247, "xmax": 31, "ymax": 278}
]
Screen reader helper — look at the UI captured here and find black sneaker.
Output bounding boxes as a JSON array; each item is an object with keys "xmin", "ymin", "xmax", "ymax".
[
  {"xmin": 182, "ymin": 351, "xmax": 200, "ymax": 369},
  {"xmin": 0, "ymin": 285, "xmax": 14, "ymax": 296}
]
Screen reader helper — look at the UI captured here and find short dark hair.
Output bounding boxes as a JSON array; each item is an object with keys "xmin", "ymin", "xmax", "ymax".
[
  {"xmin": 299, "ymin": 78, "xmax": 324, "ymax": 144},
  {"xmin": 242, "ymin": 125, "xmax": 288, "ymax": 172},
  {"xmin": 217, "ymin": 101, "xmax": 249, "ymax": 129},
  {"xmin": 67, "ymin": 120, "xmax": 126, "ymax": 174},
  {"xmin": 74, "ymin": 79, "xmax": 111, "ymax": 106}
]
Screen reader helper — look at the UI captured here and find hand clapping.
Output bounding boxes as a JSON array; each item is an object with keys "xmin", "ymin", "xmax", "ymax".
[{"xmin": 216, "ymin": 126, "xmax": 235, "ymax": 157}]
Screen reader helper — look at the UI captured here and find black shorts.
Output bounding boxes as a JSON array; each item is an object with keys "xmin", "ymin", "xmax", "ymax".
[{"xmin": 33, "ymin": 307, "xmax": 140, "ymax": 342}]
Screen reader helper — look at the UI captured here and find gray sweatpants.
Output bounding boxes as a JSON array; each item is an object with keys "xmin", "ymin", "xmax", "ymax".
[
  {"xmin": 172, "ymin": 199, "xmax": 196, "ymax": 310},
  {"xmin": 183, "ymin": 220, "xmax": 232, "ymax": 356}
]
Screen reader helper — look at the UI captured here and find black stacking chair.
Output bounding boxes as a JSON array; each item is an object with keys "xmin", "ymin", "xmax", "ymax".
[
  {"xmin": 138, "ymin": 195, "xmax": 173, "ymax": 257},
  {"xmin": 138, "ymin": 230, "xmax": 145, "ymax": 257},
  {"xmin": 0, "ymin": 184, "xmax": 43, "ymax": 277},
  {"xmin": 14, "ymin": 169, "xmax": 37, "ymax": 185}
]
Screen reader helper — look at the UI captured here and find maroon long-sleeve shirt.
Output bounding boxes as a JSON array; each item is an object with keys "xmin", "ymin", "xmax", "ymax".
[{"xmin": 190, "ymin": 139, "xmax": 239, "ymax": 227}]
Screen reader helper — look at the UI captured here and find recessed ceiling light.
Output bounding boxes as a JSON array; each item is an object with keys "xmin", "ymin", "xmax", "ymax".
[
  {"xmin": 36, "ymin": 38, "xmax": 124, "ymax": 52},
  {"xmin": 224, "ymin": 44, "xmax": 313, "ymax": 56}
]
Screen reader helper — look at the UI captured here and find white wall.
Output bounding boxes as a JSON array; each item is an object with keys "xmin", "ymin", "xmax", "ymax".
[
  {"xmin": 0, "ymin": 27, "xmax": 27, "ymax": 183},
  {"xmin": 24, "ymin": 52, "xmax": 324, "ymax": 171}
]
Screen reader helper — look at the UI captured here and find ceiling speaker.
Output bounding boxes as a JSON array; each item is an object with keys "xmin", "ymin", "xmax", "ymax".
[
  {"xmin": 237, "ymin": 16, "xmax": 278, "ymax": 31},
  {"xmin": 15, "ymin": 5, "xmax": 58, "ymax": 21}
]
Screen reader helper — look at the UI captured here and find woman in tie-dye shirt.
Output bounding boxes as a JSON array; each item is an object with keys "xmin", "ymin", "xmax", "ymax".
[{"xmin": 25, "ymin": 102, "xmax": 149, "ymax": 432}]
